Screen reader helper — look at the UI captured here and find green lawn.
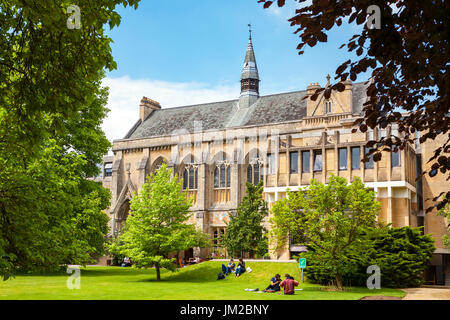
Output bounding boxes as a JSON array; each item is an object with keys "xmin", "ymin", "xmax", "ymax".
[{"xmin": 0, "ymin": 261, "xmax": 405, "ymax": 300}]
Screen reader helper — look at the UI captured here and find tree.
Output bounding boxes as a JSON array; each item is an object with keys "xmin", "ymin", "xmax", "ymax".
[
  {"xmin": 0, "ymin": 1, "xmax": 141, "ymax": 279},
  {"xmin": 0, "ymin": 1, "xmax": 140, "ymax": 153},
  {"xmin": 221, "ymin": 181, "xmax": 269, "ymax": 258},
  {"xmin": 270, "ymin": 175, "xmax": 380, "ymax": 290},
  {"xmin": 119, "ymin": 164, "xmax": 211, "ymax": 281},
  {"xmin": 257, "ymin": 0, "xmax": 449, "ymax": 211},
  {"xmin": 302, "ymin": 226, "xmax": 435, "ymax": 288},
  {"xmin": 437, "ymin": 195, "xmax": 450, "ymax": 249},
  {"xmin": 0, "ymin": 140, "xmax": 111, "ymax": 280}
]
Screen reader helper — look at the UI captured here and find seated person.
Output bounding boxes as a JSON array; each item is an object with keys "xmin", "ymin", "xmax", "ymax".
[
  {"xmin": 280, "ymin": 273, "xmax": 299, "ymax": 295},
  {"xmin": 264, "ymin": 274, "xmax": 282, "ymax": 292},
  {"xmin": 121, "ymin": 256, "xmax": 131, "ymax": 267},
  {"xmin": 221, "ymin": 259, "xmax": 235, "ymax": 276},
  {"xmin": 235, "ymin": 258, "xmax": 246, "ymax": 277}
]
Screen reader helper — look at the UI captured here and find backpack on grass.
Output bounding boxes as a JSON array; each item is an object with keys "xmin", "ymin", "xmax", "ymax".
[{"xmin": 217, "ymin": 272, "xmax": 225, "ymax": 280}]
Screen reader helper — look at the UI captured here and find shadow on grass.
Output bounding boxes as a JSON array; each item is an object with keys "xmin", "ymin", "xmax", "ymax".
[
  {"xmin": 133, "ymin": 263, "xmax": 225, "ymax": 284},
  {"xmin": 11, "ymin": 266, "xmax": 157, "ymax": 278}
]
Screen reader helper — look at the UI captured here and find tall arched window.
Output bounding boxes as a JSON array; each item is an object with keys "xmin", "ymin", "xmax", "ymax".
[
  {"xmin": 182, "ymin": 158, "xmax": 198, "ymax": 191},
  {"xmin": 213, "ymin": 154, "xmax": 231, "ymax": 203},
  {"xmin": 213, "ymin": 160, "xmax": 230, "ymax": 189},
  {"xmin": 247, "ymin": 152, "xmax": 263, "ymax": 185}
]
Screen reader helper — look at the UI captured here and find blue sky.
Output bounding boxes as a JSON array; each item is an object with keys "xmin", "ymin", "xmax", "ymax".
[{"xmin": 102, "ymin": 0, "xmax": 368, "ymax": 142}]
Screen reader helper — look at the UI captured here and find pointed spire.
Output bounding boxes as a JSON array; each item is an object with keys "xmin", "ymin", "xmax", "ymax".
[
  {"xmin": 241, "ymin": 26, "xmax": 259, "ymax": 82},
  {"xmin": 240, "ymin": 24, "xmax": 260, "ymax": 108}
]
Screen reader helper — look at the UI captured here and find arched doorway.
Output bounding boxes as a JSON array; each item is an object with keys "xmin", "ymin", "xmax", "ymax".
[{"xmin": 115, "ymin": 199, "xmax": 130, "ymax": 234}]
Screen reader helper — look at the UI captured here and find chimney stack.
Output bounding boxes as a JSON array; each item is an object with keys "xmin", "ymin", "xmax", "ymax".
[{"xmin": 139, "ymin": 96, "xmax": 161, "ymax": 122}]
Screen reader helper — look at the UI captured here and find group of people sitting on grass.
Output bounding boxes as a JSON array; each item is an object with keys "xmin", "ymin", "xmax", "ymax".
[
  {"xmin": 264, "ymin": 273, "xmax": 299, "ymax": 295},
  {"xmin": 220, "ymin": 259, "xmax": 298, "ymax": 294},
  {"xmin": 221, "ymin": 258, "xmax": 246, "ymax": 277}
]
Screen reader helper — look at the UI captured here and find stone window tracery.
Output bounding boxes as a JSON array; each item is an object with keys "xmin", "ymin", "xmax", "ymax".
[
  {"xmin": 214, "ymin": 160, "xmax": 230, "ymax": 189},
  {"xmin": 247, "ymin": 153, "xmax": 264, "ymax": 185},
  {"xmin": 182, "ymin": 160, "xmax": 198, "ymax": 190}
]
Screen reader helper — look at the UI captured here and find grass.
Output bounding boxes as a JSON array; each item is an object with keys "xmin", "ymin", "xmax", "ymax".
[{"xmin": 0, "ymin": 261, "xmax": 405, "ymax": 300}]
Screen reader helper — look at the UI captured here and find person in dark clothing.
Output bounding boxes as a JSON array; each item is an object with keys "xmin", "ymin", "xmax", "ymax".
[
  {"xmin": 121, "ymin": 257, "xmax": 131, "ymax": 267},
  {"xmin": 264, "ymin": 274, "xmax": 281, "ymax": 292},
  {"xmin": 221, "ymin": 259, "xmax": 235, "ymax": 276},
  {"xmin": 235, "ymin": 258, "xmax": 246, "ymax": 277}
]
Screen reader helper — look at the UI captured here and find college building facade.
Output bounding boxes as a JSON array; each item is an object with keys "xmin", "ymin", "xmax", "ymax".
[{"xmin": 101, "ymin": 35, "xmax": 449, "ymax": 285}]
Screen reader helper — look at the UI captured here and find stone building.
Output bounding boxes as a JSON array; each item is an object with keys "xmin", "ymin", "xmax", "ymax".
[{"xmin": 101, "ymin": 34, "xmax": 448, "ymax": 284}]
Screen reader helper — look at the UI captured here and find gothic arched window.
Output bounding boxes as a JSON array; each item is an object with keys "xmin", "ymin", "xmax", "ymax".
[
  {"xmin": 182, "ymin": 158, "xmax": 198, "ymax": 190},
  {"xmin": 213, "ymin": 156, "xmax": 230, "ymax": 189},
  {"xmin": 247, "ymin": 152, "xmax": 263, "ymax": 185}
]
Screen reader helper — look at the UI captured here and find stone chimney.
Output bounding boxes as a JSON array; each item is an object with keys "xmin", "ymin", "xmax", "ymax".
[
  {"xmin": 139, "ymin": 96, "xmax": 161, "ymax": 122},
  {"xmin": 306, "ymin": 82, "xmax": 321, "ymax": 117}
]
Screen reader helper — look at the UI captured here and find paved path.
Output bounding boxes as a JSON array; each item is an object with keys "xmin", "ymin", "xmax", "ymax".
[{"xmin": 402, "ymin": 287, "xmax": 450, "ymax": 300}]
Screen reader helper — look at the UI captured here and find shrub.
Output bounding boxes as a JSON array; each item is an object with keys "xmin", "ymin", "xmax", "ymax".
[{"xmin": 301, "ymin": 226, "xmax": 435, "ymax": 288}]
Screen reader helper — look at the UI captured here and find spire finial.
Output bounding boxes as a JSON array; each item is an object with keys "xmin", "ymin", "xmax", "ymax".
[
  {"xmin": 326, "ymin": 74, "xmax": 331, "ymax": 86},
  {"xmin": 248, "ymin": 23, "xmax": 252, "ymax": 40}
]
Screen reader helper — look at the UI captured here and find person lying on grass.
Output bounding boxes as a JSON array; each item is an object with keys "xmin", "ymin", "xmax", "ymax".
[
  {"xmin": 235, "ymin": 258, "xmax": 246, "ymax": 277},
  {"xmin": 264, "ymin": 274, "xmax": 281, "ymax": 292},
  {"xmin": 221, "ymin": 259, "xmax": 235, "ymax": 276},
  {"xmin": 280, "ymin": 274, "xmax": 299, "ymax": 295}
]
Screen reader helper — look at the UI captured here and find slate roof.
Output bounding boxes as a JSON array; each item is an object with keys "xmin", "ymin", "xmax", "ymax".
[{"xmin": 124, "ymin": 82, "xmax": 368, "ymax": 140}]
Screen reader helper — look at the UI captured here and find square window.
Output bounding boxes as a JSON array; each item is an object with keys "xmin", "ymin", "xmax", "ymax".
[
  {"xmin": 391, "ymin": 150, "xmax": 401, "ymax": 167},
  {"xmin": 338, "ymin": 148, "xmax": 347, "ymax": 170},
  {"xmin": 267, "ymin": 154, "xmax": 276, "ymax": 175},
  {"xmin": 302, "ymin": 151, "xmax": 310, "ymax": 173},
  {"xmin": 351, "ymin": 147, "xmax": 361, "ymax": 170},
  {"xmin": 290, "ymin": 151, "xmax": 298, "ymax": 173},
  {"xmin": 364, "ymin": 147, "xmax": 374, "ymax": 169},
  {"xmin": 313, "ymin": 150, "xmax": 322, "ymax": 172}
]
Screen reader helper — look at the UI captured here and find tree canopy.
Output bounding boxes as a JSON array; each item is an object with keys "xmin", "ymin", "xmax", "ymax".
[
  {"xmin": 270, "ymin": 175, "xmax": 380, "ymax": 290},
  {"xmin": 257, "ymin": 0, "xmax": 449, "ymax": 210},
  {"xmin": 0, "ymin": 1, "xmax": 142, "ymax": 280}
]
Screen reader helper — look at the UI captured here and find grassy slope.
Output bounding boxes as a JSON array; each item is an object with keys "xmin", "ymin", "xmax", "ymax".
[{"xmin": 0, "ymin": 261, "xmax": 404, "ymax": 300}]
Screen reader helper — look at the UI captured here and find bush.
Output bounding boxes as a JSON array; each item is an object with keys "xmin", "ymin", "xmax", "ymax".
[
  {"xmin": 105, "ymin": 237, "xmax": 125, "ymax": 266},
  {"xmin": 301, "ymin": 226, "xmax": 435, "ymax": 288}
]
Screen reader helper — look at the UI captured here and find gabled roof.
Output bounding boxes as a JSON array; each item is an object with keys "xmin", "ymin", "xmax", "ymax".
[
  {"xmin": 125, "ymin": 90, "xmax": 307, "ymax": 139},
  {"xmin": 123, "ymin": 82, "xmax": 368, "ymax": 140}
]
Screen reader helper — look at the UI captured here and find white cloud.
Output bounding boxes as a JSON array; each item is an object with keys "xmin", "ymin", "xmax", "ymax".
[{"xmin": 101, "ymin": 76, "xmax": 239, "ymax": 145}]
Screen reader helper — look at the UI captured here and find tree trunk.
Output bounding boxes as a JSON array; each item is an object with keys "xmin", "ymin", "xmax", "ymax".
[
  {"xmin": 156, "ymin": 263, "xmax": 161, "ymax": 281},
  {"xmin": 335, "ymin": 273, "xmax": 343, "ymax": 291}
]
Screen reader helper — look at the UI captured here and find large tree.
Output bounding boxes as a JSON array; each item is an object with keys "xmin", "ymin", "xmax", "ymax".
[
  {"xmin": 270, "ymin": 175, "xmax": 380, "ymax": 290},
  {"xmin": 221, "ymin": 181, "xmax": 269, "ymax": 258},
  {"xmin": 257, "ymin": 0, "xmax": 449, "ymax": 211},
  {"xmin": 0, "ymin": 139, "xmax": 111, "ymax": 280},
  {"xmin": 0, "ymin": 1, "xmax": 141, "ymax": 279},
  {"xmin": 0, "ymin": 0, "xmax": 140, "ymax": 152},
  {"xmin": 119, "ymin": 164, "xmax": 211, "ymax": 281}
]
